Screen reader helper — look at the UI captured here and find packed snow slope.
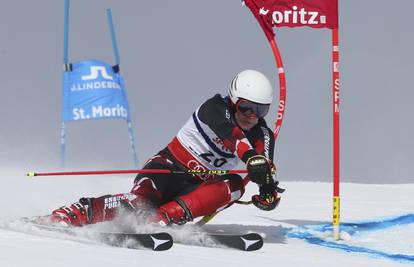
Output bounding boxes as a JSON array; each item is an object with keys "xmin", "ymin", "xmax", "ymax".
[{"xmin": 0, "ymin": 169, "xmax": 413, "ymax": 267}]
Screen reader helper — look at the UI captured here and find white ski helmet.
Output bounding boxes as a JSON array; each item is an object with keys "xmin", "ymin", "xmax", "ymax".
[{"xmin": 228, "ymin": 69, "xmax": 273, "ymax": 105}]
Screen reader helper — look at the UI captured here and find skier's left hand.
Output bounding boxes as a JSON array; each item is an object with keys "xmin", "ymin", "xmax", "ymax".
[{"xmin": 246, "ymin": 155, "xmax": 273, "ymax": 185}]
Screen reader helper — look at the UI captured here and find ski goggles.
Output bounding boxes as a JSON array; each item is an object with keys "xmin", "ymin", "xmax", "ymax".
[{"xmin": 236, "ymin": 99, "xmax": 270, "ymax": 118}]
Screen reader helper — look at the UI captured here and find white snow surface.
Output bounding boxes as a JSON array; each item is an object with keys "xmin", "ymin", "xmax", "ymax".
[{"xmin": 0, "ymin": 169, "xmax": 413, "ymax": 267}]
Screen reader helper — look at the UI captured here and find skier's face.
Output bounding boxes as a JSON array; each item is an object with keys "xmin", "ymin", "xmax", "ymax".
[
  {"xmin": 235, "ymin": 99, "xmax": 270, "ymax": 119},
  {"xmin": 235, "ymin": 110, "xmax": 259, "ymax": 130},
  {"xmin": 234, "ymin": 99, "xmax": 269, "ymax": 130}
]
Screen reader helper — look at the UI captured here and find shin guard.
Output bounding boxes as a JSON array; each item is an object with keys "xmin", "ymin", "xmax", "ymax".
[{"xmin": 156, "ymin": 177, "xmax": 245, "ymax": 225}]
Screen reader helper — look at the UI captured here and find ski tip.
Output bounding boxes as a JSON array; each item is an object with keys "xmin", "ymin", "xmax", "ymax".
[
  {"xmin": 241, "ymin": 233, "xmax": 264, "ymax": 251},
  {"xmin": 207, "ymin": 232, "xmax": 264, "ymax": 251},
  {"xmin": 106, "ymin": 232, "xmax": 173, "ymax": 251},
  {"xmin": 150, "ymin": 233, "xmax": 174, "ymax": 251},
  {"xmin": 244, "ymin": 233, "xmax": 263, "ymax": 251}
]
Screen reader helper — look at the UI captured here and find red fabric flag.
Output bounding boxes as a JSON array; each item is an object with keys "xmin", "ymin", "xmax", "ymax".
[{"xmin": 245, "ymin": 0, "xmax": 338, "ymax": 39}]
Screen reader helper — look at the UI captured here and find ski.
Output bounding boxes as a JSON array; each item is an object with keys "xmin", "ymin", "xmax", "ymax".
[
  {"xmin": 97, "ymin": 232, "xmax": 173, "ymax": 251},
  {"xmin": 19, "ymin": 220, "xmax": 173, "ymax": 251},
  {"xmin": 197, "ymin": 232, "xmax": 264, "ymax": 251},
  {"xmin": 16, "ymin": 218, "xmax": 261, "ymax": 251}
]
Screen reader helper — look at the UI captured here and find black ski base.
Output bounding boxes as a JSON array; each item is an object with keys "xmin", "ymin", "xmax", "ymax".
[
  {"xmin": 205, "ymin": 233, "xmax": 263, "ymax": 251},
  {"xmin": 17, "ymin": 218, "xmax": 262, "ymax": 251},
  {"xmin": 98, "ymin": 232, "xmax": 173, "ymax": 251}
]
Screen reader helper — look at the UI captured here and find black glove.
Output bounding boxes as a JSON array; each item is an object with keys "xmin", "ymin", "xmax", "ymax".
[
  {"xmin": 246, "ymin": 155, "xmax": 273, "ymax": 185},
  {"xmin": 251, "ymin": 183, "xmax": 282, "ymax": 211}
]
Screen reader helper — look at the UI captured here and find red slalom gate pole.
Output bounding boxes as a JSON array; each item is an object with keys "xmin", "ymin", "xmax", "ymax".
[
  {"xmin": 332, "ymin": 28, "xmax": 341, "ymax": 240},
  {"xmin": 26, "ymin": 169, "xmax": 249, "ymax": 177},
  {"xmin": 269, "ymin": 39, "xmax": 287, "ymax": 140}
]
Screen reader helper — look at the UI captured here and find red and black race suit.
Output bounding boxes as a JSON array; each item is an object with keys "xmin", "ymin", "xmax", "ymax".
[{"xmin": 166, "ymin": 94, "xmax": 275, "ymax": 181}]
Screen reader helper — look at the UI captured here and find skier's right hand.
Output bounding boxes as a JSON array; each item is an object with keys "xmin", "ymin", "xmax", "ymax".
[
  {"xmin": 252, "ymin": 193, "xmax": 280, "ymax": 211},
  {"xmin": 246, "ymin": 155, "xmax": 273, "ymax": 185},
  {"xmin": 251, "ymin": 182, "xmax": 282, "ymax": 211}
]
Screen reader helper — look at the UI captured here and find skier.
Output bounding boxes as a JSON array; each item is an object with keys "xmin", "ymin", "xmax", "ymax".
[{"xmin": 45, "ymin": 69, "xmax": 283, "ymax": 227}]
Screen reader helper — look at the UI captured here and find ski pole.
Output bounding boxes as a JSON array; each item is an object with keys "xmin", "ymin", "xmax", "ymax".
[
  {"xmin": 195, "ymin": 212, "xmax": 219, "ymax": 227},
  {"xmin": 26, "ymin": 169, "xmax": 248, "ymax": 177},
  {"xmin": 195, "ymin": 200, "xmax": 253, "ymax": 227}
]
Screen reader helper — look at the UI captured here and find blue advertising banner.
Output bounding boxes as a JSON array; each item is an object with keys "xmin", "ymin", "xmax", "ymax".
[{"xmin": 62, "ymin": 60, "xmax": 131, "ymax": 121}]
